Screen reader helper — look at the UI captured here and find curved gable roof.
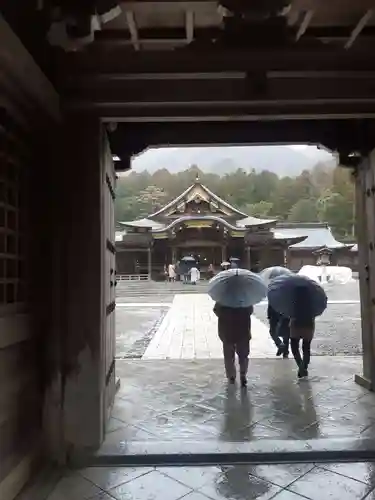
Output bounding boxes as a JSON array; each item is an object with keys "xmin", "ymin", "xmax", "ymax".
[{"xmin": 149, "ymin": 181, "xmax": 249, "ymax": 218}]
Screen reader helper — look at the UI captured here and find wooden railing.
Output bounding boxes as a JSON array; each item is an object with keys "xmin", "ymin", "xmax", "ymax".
[{"xmin": 116, "ymin": 274, "xmax": 150, "ymax": 281}]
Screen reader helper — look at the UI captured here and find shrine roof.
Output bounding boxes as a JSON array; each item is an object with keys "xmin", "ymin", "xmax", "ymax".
[
  {"xmin": 151, "ymin": 214, "xmax": 247, "ymax": 233},
  {"xmin": 119, "ymin": 218, "xmax": 165, "ymax": 230},
  {"xmin": 149, "ymin": 179, "xmax": 250, "ymax": 218},
  {"xmin": 274, "ymin": 222, "xmax": 348, "ymax": 249}
]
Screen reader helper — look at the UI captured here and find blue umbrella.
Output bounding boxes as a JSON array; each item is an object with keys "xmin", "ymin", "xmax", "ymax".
[
  {"xmin": 261, "ymin": 266, "xmax": 294, "ymax": 285},
  {"xmin": 268, "ymin": 274, "xmax": 327, "ymax": 318},
  {"xmin": 208, "ymin": 268, "xmax": 267, "ymax": 308}
]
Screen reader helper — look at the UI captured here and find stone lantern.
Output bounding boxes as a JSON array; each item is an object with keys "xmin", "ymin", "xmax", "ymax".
[{"xmin": 313, "ymin": 246, "xmax": 333, "ymax": 283}]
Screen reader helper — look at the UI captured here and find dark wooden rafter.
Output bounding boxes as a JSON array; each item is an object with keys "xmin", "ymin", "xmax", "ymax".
[{"xmin": 63, "ymin": 47, "xmax": 375, "ymax": 75}]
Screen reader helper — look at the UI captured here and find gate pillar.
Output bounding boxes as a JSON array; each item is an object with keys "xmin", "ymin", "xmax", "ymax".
[
  {"xmin": 355, "ymin": 153, "xmax": 375, "ymax": 390},
  {"xmin": 52, "ymin": 114, "xmax": 116, "ymax": 461}
]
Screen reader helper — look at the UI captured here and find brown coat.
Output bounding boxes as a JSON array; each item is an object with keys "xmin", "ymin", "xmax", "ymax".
[
  {"xmin": 213, "ymin": 303, "xmax": 253, "ymax": 343},
  {"xmin": 290, "ymin": 318, "xmax": 315, "ymax": 341}
]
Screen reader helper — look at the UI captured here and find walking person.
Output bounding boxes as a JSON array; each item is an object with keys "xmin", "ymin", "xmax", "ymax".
[
  {"xmin": 168, "ymin": 262, "xmax": 176, "ymax": 282},
  {"xmin": 267, "ymin": 304, "xmax": 290, "ymax": 358},
  {"xmin": 213, "ymin": 303, "xmax": 253, "ymax": 387},
  {"xmin": 189, "ymin": 265, "xmax": 199, "ymax": 285},
  {"xmin": 289, "ymin": 288, "xmax": 316, "ymax": 378}
]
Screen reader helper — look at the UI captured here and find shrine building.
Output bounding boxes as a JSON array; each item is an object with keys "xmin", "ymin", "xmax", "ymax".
[{"xmin": 115, "ymin": 177, "xmax": 353, "ymax": 279}]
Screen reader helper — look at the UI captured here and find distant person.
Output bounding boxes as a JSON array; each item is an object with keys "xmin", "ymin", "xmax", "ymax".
[
  {"xmin": 213, "ymin": 303, "xmax": 253, "ymax": 387},
  {"xmin": 189, "ymin": 265, "xmax": 199, "ymax": 285},
  {"xmin": 168, "ymin": 263, "xmax": 176, "ymax": 282},
  {"xmin": 289, "ymin": 287, "xmax": 315, "ymax": 378},
  {"xmin": 207, "ymin": 263, "xmax": 215, "ymax": 280},
  {"xmin": 267, "ymin": 304, "xmax": 290, "ymax": 358}
]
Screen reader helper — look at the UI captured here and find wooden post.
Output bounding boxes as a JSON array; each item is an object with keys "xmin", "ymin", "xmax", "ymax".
[
  {"xmin": 355, "ymin": 154, "xmax": 375, "ymax": 390},
  {"xmin": 172, "ymin": 246, "xmax": 177, "ymax": 263},
  {"xmin": 147, "ymin": 247, "xmax": 152, "ymax": 280},
  {"xmin": 246, "ymin": 246, "xmax": 251, "ymax": 270},
  {"xmin": 221, "ymin": 245, "xmax": 227, "ymax": 262}
]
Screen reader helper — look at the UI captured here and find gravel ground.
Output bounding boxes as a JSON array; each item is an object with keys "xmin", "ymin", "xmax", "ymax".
[
  {"xmin": 116, "ymin": 280, "xmax": 362, "ymax": 358},
  {"xmin": 254, "ymin": 280, "xmax": 362, "ymax": 356},
  {"xmin": 115, "ymin": 307, "xmax": 168, "ymax": 358}
]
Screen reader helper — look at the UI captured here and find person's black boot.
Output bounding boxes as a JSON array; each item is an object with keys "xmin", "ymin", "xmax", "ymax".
[
  {"xmin": 276, "ymin": 344, "xmax": 284, "ymax": 357},
  {"xmin": 228, "ymin": 376, "xmax": 236, "ymax": 384},
  {"xmin": 240, "ymin": 376, "xmax": 247, "ymax": 388},
  {"xmin": 297, "ymin": 363, "xmax": 308, "ymax": 378}
]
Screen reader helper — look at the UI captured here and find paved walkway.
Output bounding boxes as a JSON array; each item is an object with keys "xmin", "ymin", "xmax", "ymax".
[
  {"xmin": 143, "ymin": 294, "xmax": 276, "ymax": 359},
  {"xmin": 46, "ymin": 461, "xmax": 375, "ymax": 500}
]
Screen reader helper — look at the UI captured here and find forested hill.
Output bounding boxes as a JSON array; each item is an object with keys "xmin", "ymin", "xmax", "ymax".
[
  {"xmin": 130, "ymin": 146, "xmax": 336, "ymax": 178},
  {"xmin": 115, "ymin": 163, "xmax": 355, "ymax": 240}
]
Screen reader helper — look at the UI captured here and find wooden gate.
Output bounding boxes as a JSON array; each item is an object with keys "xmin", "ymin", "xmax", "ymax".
[
  {"xmin": 102, "ymin": 131, "xmax": 117, "ymax": 427},
  {"xmin": 355, "ymin": 155, "xmax": 375, "ymax": 389}
]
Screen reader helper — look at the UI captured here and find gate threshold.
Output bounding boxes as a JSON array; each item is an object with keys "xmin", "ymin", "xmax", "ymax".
[{"xmin": 71, "ymin": 437, "xmax": 375, "ymax": 469}]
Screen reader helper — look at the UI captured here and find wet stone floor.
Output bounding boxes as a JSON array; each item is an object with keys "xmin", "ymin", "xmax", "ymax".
[
  {"xmin": 97, "ymin": 357, "xmax": 375, "ymax": 455},
  {"xmin": 47, "ymin": 462, "xmax": 375, "ymax": 499}
]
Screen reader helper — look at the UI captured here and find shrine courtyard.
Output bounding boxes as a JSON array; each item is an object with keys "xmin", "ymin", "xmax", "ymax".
[
  {"xmin": 44, "ymin": 279, "xmax": 375, "ymax": 500},
  {"xmin": 74, "ymin": 277, "xmax": 371, "ymax": 458}
]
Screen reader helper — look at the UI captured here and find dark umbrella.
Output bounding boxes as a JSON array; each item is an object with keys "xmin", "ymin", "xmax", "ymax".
[
  {"xmin": 181, "ymin": 256, "xmax": 196, "ymax": 263},
  {"xmin": 268, "ymin": 274, "xmax": 327, "ymax": 318}
]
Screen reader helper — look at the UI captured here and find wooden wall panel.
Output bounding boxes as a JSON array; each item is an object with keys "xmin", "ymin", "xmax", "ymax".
[{"xmin": 0, "ymin": 100, "xmax": 43, "ymax": 499}]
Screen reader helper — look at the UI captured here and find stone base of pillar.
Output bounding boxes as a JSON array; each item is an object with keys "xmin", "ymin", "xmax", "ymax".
[{"xmin": 354, "ymin": 373, "xmax": 373, "ymax": 391}]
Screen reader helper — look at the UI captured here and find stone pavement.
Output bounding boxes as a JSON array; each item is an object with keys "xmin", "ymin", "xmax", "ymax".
[
  {"xmin": 91, "ymin": 357, "xmax": 375, "ymax": 457},
  {"xmin": 143, "ymin": 294, "xmax": 276, "ymax": 360},
  {"xmin": 46, "ymin": 461, "xmax": 375, "ymax": 500}
]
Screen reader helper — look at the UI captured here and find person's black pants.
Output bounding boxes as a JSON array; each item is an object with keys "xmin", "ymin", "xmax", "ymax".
[
  {"xmin": 270, "ymin": 318, "xmax": 290, "ymax": 354},
  {"xmin": 269, "ymin": 317, "xmax": 282, "ymax": 347},
  {"xmin": 290, "ymin": 338, "xmax": 311, "ymax": 367}
]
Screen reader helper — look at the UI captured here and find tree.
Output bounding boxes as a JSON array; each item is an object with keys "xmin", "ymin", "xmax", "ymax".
[
  {"xmin": 114, "ymin": 162, "xmax": 355, "ymax": 235},
  {"xmin": 241, "ymin": 201, "xmax": 273, "ymax": 218},
  {"xmin": 136, "ymin": 185, "xmax": 170, "ymax": 216},
  {"xmin": 317, "ymin": 191, "xmax": 354, "ymax": 238},
  {"xmin": 288, "ymin": 199, "xmax": 319, "ymax": 222}
]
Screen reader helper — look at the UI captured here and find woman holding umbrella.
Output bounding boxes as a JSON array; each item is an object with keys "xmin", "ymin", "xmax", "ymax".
[
  {"xmin": 209, "ymin": 268, "xmax": 267, "ymax": 387},
  {"xmin": 268, "ymin": 274, "xmax": 327, "ymax": 379}
]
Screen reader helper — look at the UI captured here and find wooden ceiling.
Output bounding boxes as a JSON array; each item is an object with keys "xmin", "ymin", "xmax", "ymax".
[
  {"xmin": 57, "ymin": 0, "xmax": 375, "ymax": 159},
  {"xmin": 97, "ymin": 0, "xmax": 375, "ymax": 50}
]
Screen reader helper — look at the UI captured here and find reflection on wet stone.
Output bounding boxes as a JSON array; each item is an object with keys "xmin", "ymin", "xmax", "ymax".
[
  {"xmin": 288, "ymin": 466, "xmax": 372, "ymax": 500},
  {"xmin": 100, "ymin": 358, "xmax": 375, "ymax": 450}
]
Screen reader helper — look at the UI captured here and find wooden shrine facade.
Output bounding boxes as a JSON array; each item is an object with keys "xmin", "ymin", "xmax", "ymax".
[{"xmin": 115, "ymin": 179, "xmax": 353, "ymax": 279}]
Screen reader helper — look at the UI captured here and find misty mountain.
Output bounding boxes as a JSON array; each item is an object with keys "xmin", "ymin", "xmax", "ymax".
[{"xmin": 130, "ymin": 145, "xmax": 336, "ymax": 178}]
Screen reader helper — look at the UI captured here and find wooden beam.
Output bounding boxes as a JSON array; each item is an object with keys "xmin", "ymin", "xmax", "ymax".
[
  {"xmin": 109, "ymin": 119, "xmax": 375, "ymax": 157},
  {"xmin": 69, "ymin": 100, "xmax": 375, "ymax": 122},
  {"xmin": 64, "ymin": 76, "xmax": 375, "ymax": 103},
  {"xmin": 345, "ymin": 9, "xmax": 373, "ymax": 49},
  {"xmin": 93, "ymin": 25, "xmax": 375, "ymax": 44},
  {"xmin": 63, "ymin": 46, "xmax": 375, "ymax": 76}
]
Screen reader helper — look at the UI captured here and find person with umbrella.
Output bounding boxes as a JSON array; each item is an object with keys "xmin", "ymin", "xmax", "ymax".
[
  {"xmin": 209, "ymin": 268, "xmax": 267, "ymax": 387},
  {"xmin": 262, "ymin": 266, "xmax": 294, "ymax": 359},
  {"xmin": 180, "ymin": 255, "xmax": 195, "ymax": 283},
  {"xmin": 289, "ymin": 286, "xmax": 316, "ymax": 378},
  {"xmin": 267, "ymin": 305, "xmax": 290, "ymax": 358},
  {"xmin": 268, "ymin": 274, "xmax": 327, "ymax": 379}
]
